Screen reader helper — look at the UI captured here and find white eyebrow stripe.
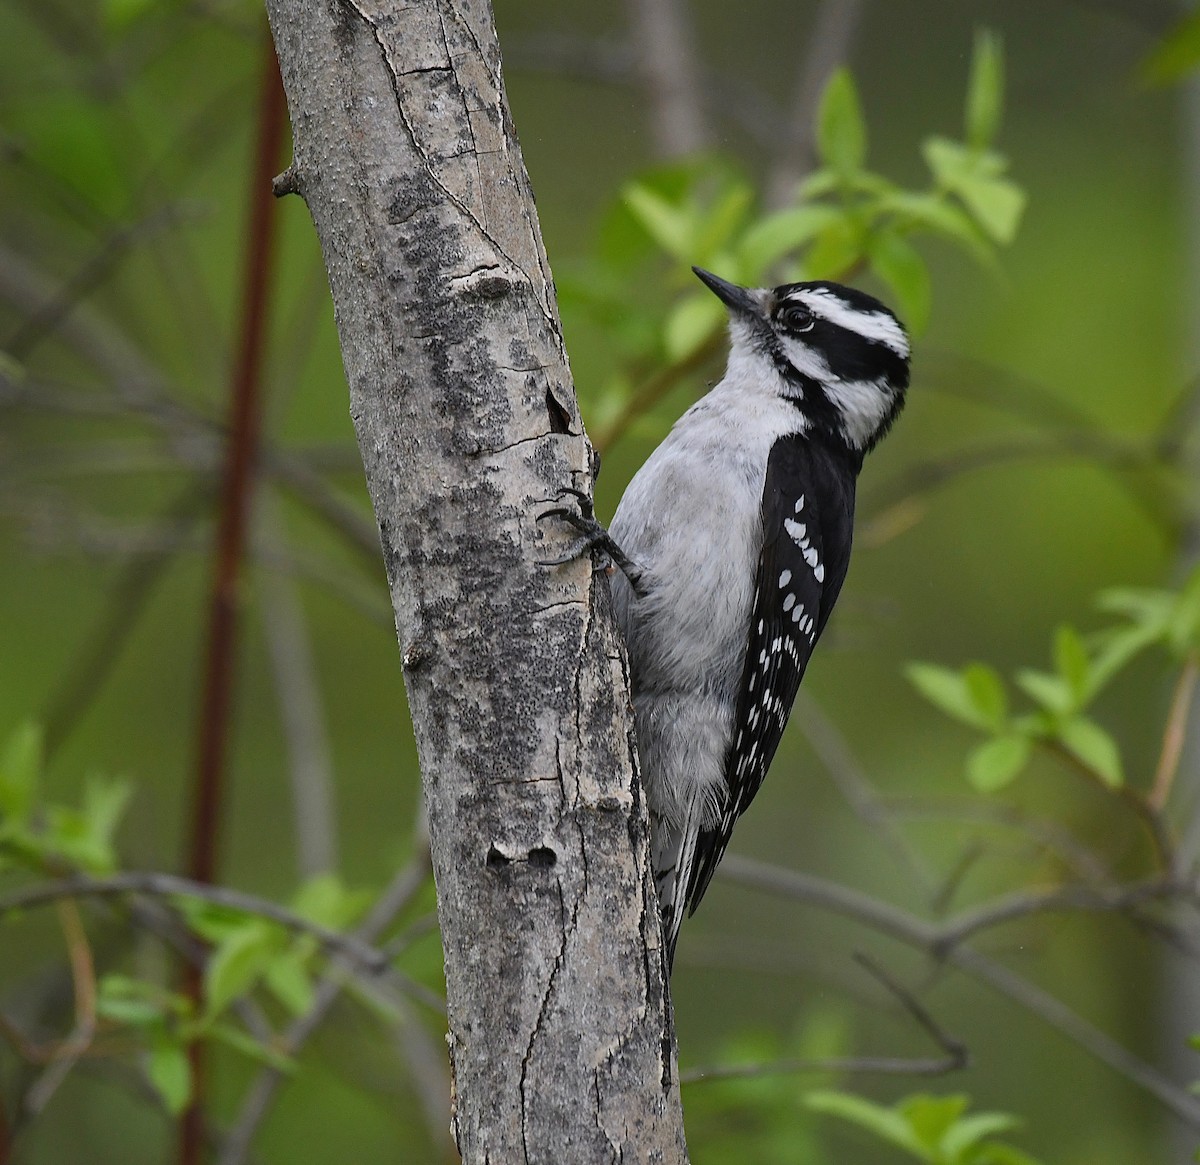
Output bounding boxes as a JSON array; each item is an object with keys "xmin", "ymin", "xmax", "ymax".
[{"xmin": 790, "ymin": 289, "xmax": 910, "ymax": 357}]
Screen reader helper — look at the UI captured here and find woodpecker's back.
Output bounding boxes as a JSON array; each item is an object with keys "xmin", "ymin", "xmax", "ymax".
[{"xmin": 609, "ymin": 268, "xmax": 910, "ymax": 967}]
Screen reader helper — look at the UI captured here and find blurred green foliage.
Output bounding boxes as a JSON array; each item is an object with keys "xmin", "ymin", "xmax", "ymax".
[{"xmin": 1, "ymin": 0, "xmax": 1199, "ymax": 1163}]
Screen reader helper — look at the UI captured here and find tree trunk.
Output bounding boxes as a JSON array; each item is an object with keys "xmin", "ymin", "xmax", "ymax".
[{"xmin": 263, "ymin": 2, "xmax": 688, "ymax": 1161}]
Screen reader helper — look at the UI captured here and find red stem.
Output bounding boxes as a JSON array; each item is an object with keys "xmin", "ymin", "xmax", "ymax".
[{"xmin": 179, "ymin": 34, "xmax": 287, "ymax": 1165}]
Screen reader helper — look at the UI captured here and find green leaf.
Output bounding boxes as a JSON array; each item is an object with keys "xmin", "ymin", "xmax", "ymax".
[
  {"xmin": 804, "ymin": 1090, "xmax": 930, "ymax": 1159},
  {"xmin": 290, "ymin": 873, "xmax": 371, "ymax": 930},
  {"xmin": 965, "ymin": 30, "xmax": 1005, "ymax": 149},
  {"xmin": 941, "ymin": 1110, "xmax": 1022, "ymax": 1159},
  {"xmin": 804, "ymin": 217, "xmax": 864, "ymax": 281},
  {"xmin": 900, "ymin": 1093, "xmax": 970, "ymax": 1151},
  {"xmin": 816, "ymin": 69, "xmax": 867, "ymax": 177},
  {"xmin": 737, "ymin": 206, "xmax": 842, "ymax": 275},
  {"xmin": 1095, "ymin": 585, "xmax": 1174, "ymax": 628},
  {"xmin": 1053, "ymin": 625, "xmax": 1090, "ymax": 704},
  {"xmin": 693, "ymin": 182, "xmax": 755, "ymax": 262},
  {"xmin": 963, "ymin": 663, "xmax": 1008, "ymax": 730},
  {"xmin": 867, "ymin": 231, "xmax": 931, "ymax": 334},
  {"xmin": 175, "ymin": 899, "xmax": 258, "ymax": 945},
  {"xmin": 955, "ymin": 173, "xmax": 1025, "ymax": 245},
  {"xmin": 1142, "ymin": 11, "xmax": 1200, "ymax": 85},
  {"xmin": 875, "ymin": 191, "xmax": 995, "ymax": 268},
  {"xmin": 146, "ymin": 1032, "xmax": 191, "ymax": 1116},
  {"xmin": 907, "ymin": 663, "xmax": 993, "ymax": 731},
  {"xmin": 1057, "ymin": 717, "xmax": 1123, "ymax": 788},
  {"xmin": 97, "ymin": 975, "xmax": 180, "ymax": 1027},
  {"xmin": 207, "ymin": 1022, "xmax": 296, "ymax": 1072},
  {"xmin": 907, "ymin": 662, "xmax": 1012, "ymax": 734},
  {"xmin": 1088, "ymin": 623, "xmax": 1160, "ymax": 693},
  {"xmin": 1014, "ymin": 669, "xmax": 1073, "ymax": 716},
  {"xmin": 663, "ymin": 292, "xmax": 726, "ymax": 361},
  {"xmin": 1168, "ymin": 569, "xmax": 1200, "ymax": 654},
  {"xmin": 621, "ymin": 183, "xmax": 692, "ymax": 261},
  {"xmin": 203, "ymin": 923, "xmax": 283, "ymax": 1019},
  {"xmin": 0, "ymin": 722, "xmax": 42, "ymax": 822},
  {"xmin": 922, "ymin": 138, "xmax": 1025, "ymax": 244},
  {"xmin": 264, "ymin": 950, "xmax": 316, "ymax": 1017},
  {"xmin": 966, "ymin": 735, "xmax": 1031, "ymax": 793}
]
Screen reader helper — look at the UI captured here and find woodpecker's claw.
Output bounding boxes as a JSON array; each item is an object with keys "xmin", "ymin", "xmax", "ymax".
[{"xmin": 537, "ymin": 491, "xmax": 647, "ymax": 596}]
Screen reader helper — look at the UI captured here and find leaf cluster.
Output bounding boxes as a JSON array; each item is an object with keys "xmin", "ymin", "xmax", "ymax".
[
  {"xmin": 907, "ymin": 566, "xmax": 1200, "ymax": 794},
  {"xmin": 560, "ymin": 28, "xmax": 1024, "ymax": 437},
  {"xmin": 805, "ymin": 1091, "xmax": 1040, "ymax": 1165}
]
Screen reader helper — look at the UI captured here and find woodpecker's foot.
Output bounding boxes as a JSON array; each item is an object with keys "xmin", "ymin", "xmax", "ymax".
[{"xmin": 537, "ymin": 489, "xmax": 647, "ymax": 596}]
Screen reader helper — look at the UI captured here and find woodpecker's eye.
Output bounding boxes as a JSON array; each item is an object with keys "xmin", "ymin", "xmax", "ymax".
[{"xmin": 778, "ymin": 303, "xmax": 815, "ymax": 333}]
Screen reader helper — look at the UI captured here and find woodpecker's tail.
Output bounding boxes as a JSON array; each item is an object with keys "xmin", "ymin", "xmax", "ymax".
[{"xmin": 651, "ymin": 815, "xmax": 700, "ymax": 971}]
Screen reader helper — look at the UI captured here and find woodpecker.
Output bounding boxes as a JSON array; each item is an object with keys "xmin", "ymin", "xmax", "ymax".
[{"xmin": 545, "ymin": 267, "xmax": 910, "ymax": 967}]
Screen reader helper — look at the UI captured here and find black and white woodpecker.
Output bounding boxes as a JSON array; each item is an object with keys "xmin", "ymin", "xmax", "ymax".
[{"xmin": 545, "ymin": 267, "xmax": 910, "ymax": 967}]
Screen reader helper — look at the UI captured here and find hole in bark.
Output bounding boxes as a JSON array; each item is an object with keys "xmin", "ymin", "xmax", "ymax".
[
  {"xmin": 486, "ymin": 845, "xmax": 510, "ymax": 869},
  {"xmin": 528, "ymin": 846, "xmax": 557, "ymax": 868},
  {"xmin": 546, "ymin": 388, "xmax": 572, "ymax": 435}
]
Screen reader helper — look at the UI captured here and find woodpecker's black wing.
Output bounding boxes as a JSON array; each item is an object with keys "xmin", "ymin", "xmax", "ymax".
[{"xmin": 684, "ymin": 435, "xmax": 855, "ymax": 915}]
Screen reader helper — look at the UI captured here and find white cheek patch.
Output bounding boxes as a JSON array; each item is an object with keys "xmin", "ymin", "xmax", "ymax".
[
  {"xmin": 822, "ymin": 377, "xmax": 895, "ymax": 448},
  {"xmin": 792, "ymin": 289, "xmax": 910, "ymax": 358},
  {"xmin": 777, "ymin": 335, "xmax": 835, "ymax": 382}
]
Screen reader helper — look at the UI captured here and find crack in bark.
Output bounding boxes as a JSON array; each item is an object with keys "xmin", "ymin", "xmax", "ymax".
[
  {"xmin": 518, "ymin": 877, "xmax": 575, "ymax": 1163},
  {"xmin": 338, "ymin": 0, "xmax": 554, "ymax": 329}
]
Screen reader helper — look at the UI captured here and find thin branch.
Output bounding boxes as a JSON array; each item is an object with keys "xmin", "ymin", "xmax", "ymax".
[
  {"xmin": 793, "ymin": 690, "xmax": 936, "ymax": 897},
  {"xmin": 3, "ymin": 204, "xmax": 202, "ymax": 361},
  {"xmin": 881, "ymin": 794, "xmax": 1115, "ymax": 886},
  {"xmin": 181, "ymin": 39, "xmax": 286, "ymax": 1165},
  {"xmin": 217, "ymin": 830, "xmax": 435, "ymax": 1165},
  {"xmin": 1152, "ymin": 653, "xmax": 1200, "ymax": 814},
  {"xmin": 624, "ymin": 0, "xmax": 710, "ymax": 157},
  {"xmin": 256, "ymin": 495, "xmax": 339, "ymax": 878},
  {"xmin": 592, "ymin": 331, "xmax": 724, "ymax": 454},
  {"xmin": 766, "ymin": 0, "xmax": 864, "ymax": 209},
  {"xmin": 682, "ymin": 948, "xmax": 967, "ymax": 1085},
  {"xmin": 21, "ymin": 900, "xmax": 98, "ymax": 1115},
  {"xmin": 719, "ymin": 854, "xmax": 1200, "ymax": 1128},
  {"xmin": 0, "ymin": 873, "xmax": 388, "ymax": 974},
  {"xmin": 39, "ymin": 484, "xmax": 210, "ymax": 761}
]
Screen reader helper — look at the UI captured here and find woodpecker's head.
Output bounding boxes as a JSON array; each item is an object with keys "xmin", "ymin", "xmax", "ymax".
[{"xmin": 694, "ymin": 266, "xmax": 910, "ymax": 456}]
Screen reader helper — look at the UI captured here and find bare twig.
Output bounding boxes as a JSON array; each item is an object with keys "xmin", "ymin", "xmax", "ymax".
[
  {"xmin": 882, "ymin": 794, "xmax": 1115, "ymax": 886},
  {"xmin": 22, "ymin": 901, "xmax": 98, "ymax": 1115},
  {"xmin": 766, "ymin": 0, "xmax": 864, "ymax": 209},
  {"xmin": 217, "ymin": 831, "xmax": 435, "ymax": 1165},
  {"xmin": 181, "ymin": 39, "xmax": 287, "ymax": 1165},
  {"xmin": 40, "ymin": 484, "xmax": 210, "ymax": 760},
  {"xmin": 256, "ymin": 495, "xmax": 339, "ymax": 878},
  {"xmin": 681, "ymin": 948, "xmax": 967, "ymax": 1085},
  {"xmin": 718, "ymin": 854, "xmax": 1200, "ymax": 1128},
  {"xmin": 793, "ymin": 690, "xmax": 936, "ymax": 897},
  {"xmin": 592, "ymin": 331, "xmax": 723, "ymax": 454},
  {"xmin": 0, "ymin": 873, "xmax": 388, "ymax": 974},
  {"xmin": 624, "ymin": 0, "xmax": 710, "ymax": 157},
  {"xmin": 1151, "ymin": 653, "xmax": 1200, "ymax": 814}
]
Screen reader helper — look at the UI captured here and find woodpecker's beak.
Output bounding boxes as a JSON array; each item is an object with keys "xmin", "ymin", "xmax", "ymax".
[{"xmin": 692, "ymin": 267, "xmax": 759, "ymax": 317}]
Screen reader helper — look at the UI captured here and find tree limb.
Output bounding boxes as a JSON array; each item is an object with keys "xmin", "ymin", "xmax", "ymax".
[{"xmin": 264, "ymin": 2, "xmax": 687, "ymax": 1160}]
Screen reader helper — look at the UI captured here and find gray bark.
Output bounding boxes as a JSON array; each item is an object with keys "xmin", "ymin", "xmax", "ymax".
[{"xmin": 263, "ymin": 2, "xmax": 688, "ymax": 1162}]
